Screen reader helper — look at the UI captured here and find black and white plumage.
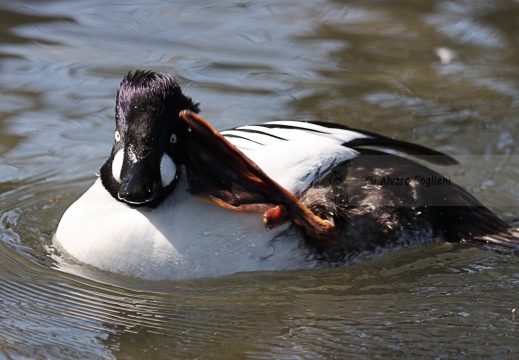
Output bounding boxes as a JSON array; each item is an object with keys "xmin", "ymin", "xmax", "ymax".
[{"xmin": 53, "ymin": 71, "xmax": 519, "ymax": 281}]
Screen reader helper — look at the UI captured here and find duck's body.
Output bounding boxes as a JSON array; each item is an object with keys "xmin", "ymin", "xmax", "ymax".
[
  {"xmin": 54, "ymin": 120, "xmax": 363, "ymax": 280},
  {"xmin": 54, "ymin": 71, "xmax": 518, "ymax": 281}
]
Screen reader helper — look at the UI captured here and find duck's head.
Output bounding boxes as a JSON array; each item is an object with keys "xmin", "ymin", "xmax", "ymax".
[
  {"xmin": 100, "ymin": 70, "xmax": 199, "ymax": 206},
  {"xmin": 98, "ymin": 70, "xmax": 339, "ymax": 245}
]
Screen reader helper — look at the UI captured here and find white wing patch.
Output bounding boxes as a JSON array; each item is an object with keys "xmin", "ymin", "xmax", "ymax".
[
  {"xmin": 247, "ymin": 141, "xmax": 358, "ymax": 194},
  {"xmin": 223, "ymin": 121, "xmax": 365, "ymax": 194},
  {"xmin": 223, "ymin": 121, "xmax": 372, "ymax": 153},
  {"xmin": 262, "ymin": 121, "xmax": 371, "ymax": 144}
]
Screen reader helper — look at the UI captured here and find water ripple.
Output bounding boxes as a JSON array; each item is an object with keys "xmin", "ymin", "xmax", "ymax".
[{"xmin": 1, "ymin": 0, "xmax": 519, "ymax": 358}]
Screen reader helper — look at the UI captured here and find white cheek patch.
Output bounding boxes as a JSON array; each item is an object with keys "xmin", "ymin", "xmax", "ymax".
[
  {"xmin": 160, "ymin": 154, "xmax": 176, "ymax": 187},
  {"xmin": 111, "ymin": 149, "xmax": 124, "ymax": 183}
]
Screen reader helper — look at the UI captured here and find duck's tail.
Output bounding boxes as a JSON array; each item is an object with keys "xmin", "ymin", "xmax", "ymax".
[
  {"xmin": 460, "ymin": 226, "xmax": 519, "ymax": 255},
  {"xmin": 428, "ymin": 181, "xmax": 519, "ymax": 256}
]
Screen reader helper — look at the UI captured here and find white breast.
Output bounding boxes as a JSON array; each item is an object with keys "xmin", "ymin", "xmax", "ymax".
[{"xmin": 54, "ymin": 178, "xmax": 313, "ymax": 280}]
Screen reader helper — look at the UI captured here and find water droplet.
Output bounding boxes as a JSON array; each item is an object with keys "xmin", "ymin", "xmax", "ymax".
[{"xmin": 203, "ymin": 230, "xmax": 213, "ymax": 236}]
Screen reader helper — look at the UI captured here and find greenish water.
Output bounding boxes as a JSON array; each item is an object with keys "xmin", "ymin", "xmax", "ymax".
[{"xmin": 1, "ymin": 0, "xmax": 518, "ymax": 358}]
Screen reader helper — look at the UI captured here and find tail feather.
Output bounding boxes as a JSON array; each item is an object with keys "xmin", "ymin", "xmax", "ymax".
[{"xmin": 462, "ymin": 229, "xmax": 519, "ymax": 255}]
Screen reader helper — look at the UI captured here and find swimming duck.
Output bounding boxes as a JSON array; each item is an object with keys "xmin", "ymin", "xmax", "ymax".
[{"xmin": 53, "ymin": 70, "xmax": 519, "ymax": 280}]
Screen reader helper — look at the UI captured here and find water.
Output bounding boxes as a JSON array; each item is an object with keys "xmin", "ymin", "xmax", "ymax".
[{"xmin": 1, "ymin": 0, "xmax": 519, "ymax": 358}]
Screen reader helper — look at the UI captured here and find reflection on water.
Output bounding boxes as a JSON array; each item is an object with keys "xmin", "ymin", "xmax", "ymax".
[{"xmin": 1, "ymin": 0, "xmax": 518, "ymax": 358}]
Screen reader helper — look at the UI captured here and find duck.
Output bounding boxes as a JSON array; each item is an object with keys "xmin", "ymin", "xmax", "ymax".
[{"xmin": 53, "ymin": 70, "xmax": 519, "ymax": 281}]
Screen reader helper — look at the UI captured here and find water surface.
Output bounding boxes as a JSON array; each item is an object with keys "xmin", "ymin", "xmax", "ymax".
[{"xmin": 1, "ymin": 0, "xmax": 518, "ymax": 358}]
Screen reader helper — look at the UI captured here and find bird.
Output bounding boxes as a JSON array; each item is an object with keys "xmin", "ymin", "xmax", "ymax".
[{"xmin": 53, "ymin": 70, "xmax": 519, "ymax": 281}]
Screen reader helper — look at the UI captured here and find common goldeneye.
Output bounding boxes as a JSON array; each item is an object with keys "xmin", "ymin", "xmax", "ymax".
[{"xmin": 53, "ymin": 70, "xmax": 519, "ymax": 280}]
